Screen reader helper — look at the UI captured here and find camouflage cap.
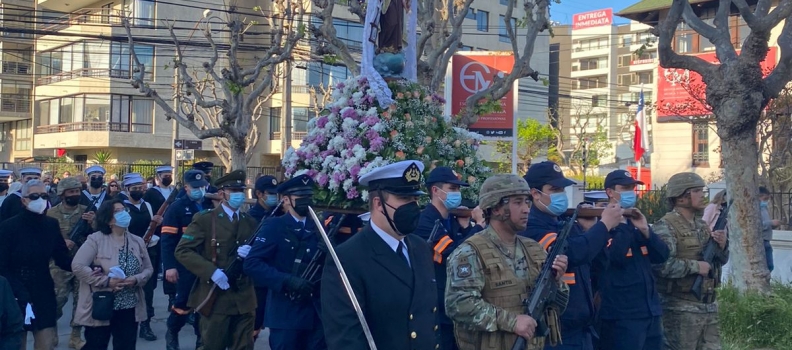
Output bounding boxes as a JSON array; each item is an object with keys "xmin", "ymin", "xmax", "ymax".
[
  {"xmin": 666, "ymin": 172, "xmax": 706, "ymax": 198},
  {"xmin": 479, "ymin": 174, "xmax": 531, "ymax": 210},
  {"xmin": 57, "ymin": 177, "xmax": 82, "ymax": 196}
]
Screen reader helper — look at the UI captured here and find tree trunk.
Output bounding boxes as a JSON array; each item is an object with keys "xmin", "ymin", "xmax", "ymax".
[
  {"xmin": 717, "ymin": 103, "xmax": 771, "ymax": 294},
  {"xmin": 228, "ymin": 140, "xmax": 248, "ymax": 173}
]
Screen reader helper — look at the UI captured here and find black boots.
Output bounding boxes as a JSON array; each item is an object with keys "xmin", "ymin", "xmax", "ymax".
[
  {"xmin": 139, "ymin": 320, "xmax": 157, "ymax": 341},
  {"xmin": 165, "ymin": 328, "xmax": 180, "ymax": 350},
  {"xmin": 195, "ymin": 334, "xmax": 204, "ymax": 350}
]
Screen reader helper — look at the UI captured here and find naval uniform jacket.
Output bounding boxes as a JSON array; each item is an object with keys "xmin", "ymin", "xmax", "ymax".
[{"xmin": 321, "ymin": 224, "xmax": 439, "ymax": 350}]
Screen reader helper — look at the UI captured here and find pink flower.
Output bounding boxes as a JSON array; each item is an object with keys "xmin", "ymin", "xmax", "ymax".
[
  {"xmin": 413, "ymin": 91, "xmax": 420, "ymax": 98},
  {"xmin": 416, "ymin": 146, "xmax": 424, "ymax": 155},
  {"xmin": 346, "ymin": 187, "xmax": 359, "ymax": 199},
  {"xmin": 318, "ymin": 173, "xmax": 329, "ymax": 186},
  {"xmin": 317, "ymin": 116, "xmax": 329, "ymax": 128},
  {"xmin": 349, "ymin": 165, "xmax": 362, "ymax": 179},
  {"xmin": 395, "ymin": 151, "xmax": 406, "ymax": 159}
]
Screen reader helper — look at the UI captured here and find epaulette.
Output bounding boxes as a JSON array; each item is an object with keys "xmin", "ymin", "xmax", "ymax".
[{"xmin": 196, "ymin": 209, "xmax": 212, "ymax": 215}]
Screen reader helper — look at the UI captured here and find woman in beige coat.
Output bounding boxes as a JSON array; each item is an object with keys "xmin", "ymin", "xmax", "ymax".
[{"xmin": 71, "ymin": 199, "xmax": 153, "ymax": 350}]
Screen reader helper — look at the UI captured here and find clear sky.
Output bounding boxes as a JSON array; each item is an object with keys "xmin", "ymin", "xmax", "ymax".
[{"xmin": 549, "ymin": 0, "xmax": 640, "ymax": 26}]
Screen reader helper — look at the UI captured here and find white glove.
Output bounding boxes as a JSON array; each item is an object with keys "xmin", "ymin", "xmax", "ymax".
[
  {"xmin": 211, "ymin": 269, "xmax": 230, "ymax": 290},
  {"xmin": 147, "ymin": 235, "xmax": 160, "ymax": 248},
  {"xmin": 237, "ymin": 245, "xmax": 252, "ymax": 259},
  {"xmin": 108, "ymin": 266, "xmax": 127, "ymax": 279},
  {"xmin": 24, "ymin": 303, "xmax": 35, "ymax": 325}
]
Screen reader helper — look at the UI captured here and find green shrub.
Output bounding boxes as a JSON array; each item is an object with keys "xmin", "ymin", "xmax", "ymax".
[
  {"xmin": 637, "ymin": 185, "xmax": 668, "ymax": 223},
  {"xmin": 719, "ymin": 282, "xmax": 792, "ymax": 349},
  {"xmin": 130, "ymin": 159, "xmax": 165, "ymax": 179}
]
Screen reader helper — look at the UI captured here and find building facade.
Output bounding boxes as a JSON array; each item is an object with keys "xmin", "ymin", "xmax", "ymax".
[{"xmin": 0, "ymin": 0, "xmax": 35, "ymax": 161}]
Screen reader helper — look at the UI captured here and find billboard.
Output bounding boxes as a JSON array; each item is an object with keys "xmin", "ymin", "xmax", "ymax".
[
  {"xmin": 572, "ymin": 9, "xmax": 613, "ymax": 30},
  {"xmin": 446, "ymin": 53, "xmax": 516, "ymax": 137},
  {"xmin": 656, "ymin": 47, "xmax": 778, "ymax": 122}
]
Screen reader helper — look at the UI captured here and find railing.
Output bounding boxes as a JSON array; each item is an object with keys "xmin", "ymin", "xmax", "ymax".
[
  {"xmin": 0, "ymin": 99, "xmax": 30, "ymax": 114},
  {"xmin": 270, "ymin": 131, "xmax": 308, "ymax": 141},
  {"xmin": 41, "ymin": 8, "xmax": 130, "ymax": 32},
  {"xmin": 37, "ymin": 68, "xmax": 130, "ymax": 85},
  {"xmin": 35, "ymin": 121, "xmax": 152, "ymax": 134},
  {"xmin": 275, "ymin": 85, "xmax": 312, "ymax": 94},
  {"xmin": 2, "ymin": 62, "xmax": 32, "ymax": 75}
]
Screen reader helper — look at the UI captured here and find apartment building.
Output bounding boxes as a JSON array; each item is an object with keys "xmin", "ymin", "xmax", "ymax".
[
  {"xmin": 617, "ymin": 0, "xmax": 780, "ymax": 184},
  {"xmin": 550, "ymin": 9, "xmax": 657, "ymax": 172},
  {"xmin": 0, "ymin": 0, "xmax": 35, "ymax": 161}
]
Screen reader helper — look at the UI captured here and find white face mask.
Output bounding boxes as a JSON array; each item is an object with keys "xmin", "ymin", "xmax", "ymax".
[{"xmin": 26, "ymin": 198, "xmax": 47, "ymax": 214}]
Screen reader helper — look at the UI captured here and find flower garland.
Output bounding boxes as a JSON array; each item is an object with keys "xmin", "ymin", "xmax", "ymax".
[{"xmin": 283, "ymin": 76, "xmax": 491, "ymax": 209}]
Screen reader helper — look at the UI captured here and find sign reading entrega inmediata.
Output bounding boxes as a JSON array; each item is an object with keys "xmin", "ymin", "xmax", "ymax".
[{"xmin": 572, "ymin": 9, "xmax": 613, "ymax": 30}]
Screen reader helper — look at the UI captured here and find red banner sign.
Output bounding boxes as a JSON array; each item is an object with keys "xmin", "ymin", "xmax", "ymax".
[
  {"xmin": 573, "ymin": 9, "xmax": 613, "ymax": 30},
  {"xmin": 449, "ymin": 54, "xmax": 515, "ymax": 137},
  {"xmin": 657, "ymin": 47, "xmax": 777, "ymax": 121}
]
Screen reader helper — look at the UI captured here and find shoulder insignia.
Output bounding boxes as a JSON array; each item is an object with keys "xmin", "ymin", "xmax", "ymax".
[
  {"xmin": 456, "ymin": 263, "xmax": 472, "ymax": 278},
  {"xmin": 181, "ymin": 234, "xmax": 195, "ymax": 241}
]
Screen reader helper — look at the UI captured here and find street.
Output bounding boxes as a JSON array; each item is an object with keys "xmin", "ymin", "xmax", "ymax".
[{"xmin": 34, "ymin": 279, "xmax": 272, "ymax": 350}]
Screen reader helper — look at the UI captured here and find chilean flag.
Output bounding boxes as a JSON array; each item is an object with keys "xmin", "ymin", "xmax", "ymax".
[{"xmin": 634, "ymin": 89, "xmax": 648, "ymax": 162}]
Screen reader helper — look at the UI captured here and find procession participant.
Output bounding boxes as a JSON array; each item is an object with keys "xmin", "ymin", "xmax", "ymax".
[
  {"xmin": 0, "ymin": 167, "xmax": 42, "ymax": 222},
  {"xmin": 48, "ymin": 177, "xmax": 96, "ymax": 350},
  {"xmin": 175, "ymin": 170, "xmax": 258, "ymax": 350},
  {"xmin": 321, "ymin": 160, "xmax": 439, "ymax": 350},
  {"xmin": 177, "ymin": 162, "xmax": 219, "ymax": 209},
  {"xmin": 0, "ymin": 179, "xmax": 72, "ymax": 350},
  {"xmin": 653, "ymin": 173, "xmax": 728, "ymax": 350},
  {"xmin": 596, "ymin": 170, "xmax": 669, "ymax": 350},
  {"xmin": 445, "ymin": 174, "xmax": 570, "ymax": 350},
  {"xmin": 143, "ymin": 166, "xmax": 174, "ymax": 308},
  {"xmin": 521, "ymin": 161, "xmax": 622, "ymax": 350},
  {"xmin": 121, "ymin": 174, "xmax": 164, "ymax": 342},
  {"xmin": 0, "ymin": 170, "xmax": 12, "ymax": 208},
  {"xmin": 0, "ymin": 275, "xmax": 25, "ymax": 350},
  {"xmin": 244, "ymin": 174, "xmax": 326, "ymax": 350},
  {"xmin": 115, "ymin": 173, "xmax": 141, "ymax": 202},
  {"xmin": 80, "ymin": 166, "xmax": 108, "ymax": 209},
  {"xmin": 246, "ymin": 174, "xmax": 282, "ymax": 341},
  {"xmin": 414, "ymin": 166, "xmax": 477, "ymax": 350},
  {"xmin": 162, "ymin": 170, "xmax": 207, "ymax": 350}
]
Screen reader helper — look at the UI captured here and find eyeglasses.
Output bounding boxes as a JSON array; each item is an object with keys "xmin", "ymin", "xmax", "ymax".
[
  {"xmin": 109, "ymin": 184, "xmax": 118, "ymax": 188},
  {"xmin": 26, "ymin": 193, "xmax": 49, "ymax": 200}
]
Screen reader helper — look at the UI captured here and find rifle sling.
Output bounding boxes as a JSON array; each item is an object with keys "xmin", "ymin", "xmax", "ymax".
[{"xmin": 211, "ymin": 211, "xmax": 218, "ymax": 266}]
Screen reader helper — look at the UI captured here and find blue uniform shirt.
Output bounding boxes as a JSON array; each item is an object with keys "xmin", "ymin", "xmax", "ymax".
[
  {"xmin": 598, "ymin": 222, "xmax": 669, "ymax": 320},
  {"xmin": 161, "ymin": 196, "xmax": 203, "ymax": 272},
  {"xmin": 243, "ymin": 213, "xmax": 325, "ymax": 330}
]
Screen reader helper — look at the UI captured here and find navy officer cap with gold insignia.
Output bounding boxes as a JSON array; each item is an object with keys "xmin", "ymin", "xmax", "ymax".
[
  {"xmin": 192, "ymin": 161, "xmax": 214, "ymax": 174},
  {"xmin": 277, "ymin": 174, "xmax": 314, "ymax": 196},
  {"xmin": 255, "ymin": 175, "xmax": 279, "ymax": 194},
  {"xmin": 215, "ymin": 170, "xmax": 247, "ymax": 189},
  {"xmin": 359, "ymin": 160, "xmax": 426, "ymax": 196}
]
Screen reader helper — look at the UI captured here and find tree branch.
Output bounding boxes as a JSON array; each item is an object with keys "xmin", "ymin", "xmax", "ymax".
[
  {"xmin": 681, "ymin": 1, "xmax": 720, "ymax": 42},
  {"xmin": 764, "ymin": 12, "xmax": 792, "ymax": 97},
  {"xmin": 657, "ymin": 0, "xmax": 717, "ymax": 75},
  {"xmin": 752, "ymin": 0, "xmax": 792, "ymax": 32},
  {"xmin": 732, "ymin": 0, "xmax": 758, "ymax": 27},
  {"xmin": 310, "ymin": 0, "xmax": 360, "ymax": 75}
]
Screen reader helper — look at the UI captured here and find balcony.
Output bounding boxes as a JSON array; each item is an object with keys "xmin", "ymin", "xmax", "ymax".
[
  {"xmin": 35, "ymin": 121, "xmax": 152, "ymax": 134},
  {"xmin": 33, "ymin": 121, "xmax": 168, "ymax": 150},
  {"xmin": 37, "ymin": 0, "xmax": 97, "ymax": 13},
  {"xmin": 37, "ymin": 68, "xmax": 130, "ymax": 85},
  {"xmin": 1, "ymin": 98, "xmax": 31, "ymax": 114},
  {"xmin": 1, "ymin": 62, "xmax": 32, "ymax": 75},
  {"xmin": 41, "ymin": 8, "xmax": 129, "ymax": 32},
  {"xmin": 270, "ymin": 131, "xmax": 308, "ymax": 141}
]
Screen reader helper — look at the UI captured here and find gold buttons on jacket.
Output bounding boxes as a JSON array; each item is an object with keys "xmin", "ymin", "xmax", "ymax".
[{"xmin": 411, "ymin": 332, "xmax": 417, "ymax": 339}]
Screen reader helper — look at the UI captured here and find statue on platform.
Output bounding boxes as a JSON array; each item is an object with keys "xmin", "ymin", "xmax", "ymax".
[{"xmin": 370, "ymin": 0, "xmax": 411, "ymax": 77}]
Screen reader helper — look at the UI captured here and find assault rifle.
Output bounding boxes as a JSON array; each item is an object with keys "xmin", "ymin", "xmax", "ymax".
[
  {"xmin": 69, "ymin": 195, "xmax": 101, "ymax": 244},
  {"xmin": 691, "ymin": 201, "xmax": 729, "ymax": 302},
  {"xmin": 142, "ymin": 186, "xmax": 181, "ymax": 245},
  {"xmin": 511, "ymin": 208, "xmax": 578, "ymax": 350}
]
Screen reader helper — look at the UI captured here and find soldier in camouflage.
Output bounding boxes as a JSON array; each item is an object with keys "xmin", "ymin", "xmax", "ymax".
[
  {"xmin": 445, "ymin": 174, "xmax": 570, "ymax": 350},
  {"xmin": 652, "ymin": 172, "xmax": 728, "ymax": 350},
  {"xmin": 47, "ymin": 177, "xmax": 96, "ymax": 349}
]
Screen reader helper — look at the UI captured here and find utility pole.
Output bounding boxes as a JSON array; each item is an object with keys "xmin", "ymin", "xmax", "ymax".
[
  {"xmin": 281, "ymin": 60, "xmax": 292, "ymax": 158},
  {"xmin": 171, "ymin": 68, "xmax": 180, "ymax": 178}
]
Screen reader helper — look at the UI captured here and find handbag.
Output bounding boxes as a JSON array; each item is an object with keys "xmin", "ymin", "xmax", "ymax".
[{"xmin": 91, "ymin": 290, "xmax": 114, "ymax": 321}]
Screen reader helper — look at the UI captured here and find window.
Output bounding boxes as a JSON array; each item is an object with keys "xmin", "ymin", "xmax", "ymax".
[
  {"xmin": 617, "ymin": 73, "xmax": 632, "ymax": 85},
  {"xmin": 101, "ymin": 3, "xmax": 114, "ymax": 24},
  {"xmin": 59, "ymin": 97, "xmax": 74, "ymax": 124},
  {"xmin": 84, "ymin": 95, "xmax": 110, "ymax": 122},
  {"xmin": 700, "ymin": 37, "xmax": 715, "ymax": 51},
  {"xmin": 692, "ymin": 122, "xmax": 709, "ymax": 167},
  {"xmin": 465, "ymin": 8, "xmax": 475, "ymax": 20},
  {"xmin": 676, "ymin": 33, "xmax": 692, "ymax": 53},
  {"xmin": 111, "ymin": 42, "xmax": 154, "ymax": 78},
  {"xmin": 331, "ymin": 19, "xmax": 363, "ymax": 50},
  {"xmin": 293, "ymin": 108, "xmax": 311, "ymax": 132},
  {"xmin": 111, "ymin": 95, "xmax": 130, "ymax": 129},
  {"xmin": 125, "ymin": 0, "xmax": 155, "ymax": 26},
  {"xmin": 637, "ymin": 32, "xmax": 654, "ymax": 44},
  {"xmin": 577, "ymin": 76, "xmax": 607, "ymax": 89},
  {"xmin": 500, "ymin": 0, "xmax": 509, "ymax": 4},
  {"xmin": 131, "ymin": 99, "xmax": 153, "ymax": 133},
  {"xmin": 37, "ymin": 100, "xmax": 51, "ymax": 125},
  {"xmin": 617, "ymin": 55, "xmax": 631, "ymax": 67},
  {"xmin": 592, "ymin": 94, "xmax": 607, "ymax": 107},
  {"xmin": 14, "ymin": 119, "xmax": 31, "ymax": 151},
  {"xmin": 476, "ymin": 11, "xmax": 488, "ymax": 31},
  {"xmin": 499, "ymin": 15, "xmax": 516, "ymax": 43},
  {"xmin": 636, "ymin": 72, "xmax": 653, "ymax": 84},
  {"xmin": 634, "ymin": 50, "xmax": 657, "ymax": 62},
  {"xmin": 621, "ymin": 34, "xmax": 632, "ymax": 47},
  {"xmin": 579, "ymin": 57, "xmax": 608, "ymax": 70},
  {"xmin": 269, "ymin": 108, "xmax": 281, "ymax": 139}
]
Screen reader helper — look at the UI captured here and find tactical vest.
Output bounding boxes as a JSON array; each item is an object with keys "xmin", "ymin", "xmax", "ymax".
[
  {"xmin": 655, "ymin": 212, "xmax": 714, "ymax": 302},
  {"xmin": 454, "ymin": 233, "xmax": 547, "ymax": 350}
]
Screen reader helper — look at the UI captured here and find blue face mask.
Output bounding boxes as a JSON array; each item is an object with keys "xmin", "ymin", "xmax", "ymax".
[
  {"xmin": 227, "ymin": 192, "xmax": 246, "ymax": 209},
  {"xmin": 113, "ymin": 211, "xmax": 132, "ymax": 228},
  {"xmin": 542, "ymin": 192, "xmax": 568, "ymax": 216},
  {"xmin": 189, "ymin": 188, "xmax": 206, "ymax": 201},
  {"xmin": 619, "ymin": 191, "xmax": 637, "ymax": 209},
  {"xmin": 442, "ymin": 190, "xmax": 462, "ymax": 210},
  {"xmin": 265, "ymin": 194, "xmax": 278, "ymax": 207},
  {"xmin": 760, "ymin": 200, "xmax": 769, "ymax": 208}
]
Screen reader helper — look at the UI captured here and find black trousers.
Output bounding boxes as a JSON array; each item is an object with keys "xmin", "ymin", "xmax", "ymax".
[
  {"xmin": 144, "ymin": 246, "xmax": 160, "ymax": 319},
  {"xmin": 83, "ymin": 308, "xmax": 138, "ymax": 350}
]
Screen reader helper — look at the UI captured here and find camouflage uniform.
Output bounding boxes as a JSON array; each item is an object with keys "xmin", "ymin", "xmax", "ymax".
[
  {"xmin": 445, "ymin": 174, "xmax": 569, "ymax": 350},
  {"xmin": 652, "ymin": 173, "xmax": 728, "ymax": 350}
]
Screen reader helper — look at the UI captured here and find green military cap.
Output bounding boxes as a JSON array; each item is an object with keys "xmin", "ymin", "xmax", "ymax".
[
  {"xmin": 666, "ymin": 172, "xmax": 705, "ymax": 198},
  {"xmin": 215, "ymin": 170, "xmax": 247, "ymax": 189}
]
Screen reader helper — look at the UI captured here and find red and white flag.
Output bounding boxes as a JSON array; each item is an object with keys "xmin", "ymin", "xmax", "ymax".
[{"xmin": 634, "ymin": 89, "xmax": 648, "ymax": 162}]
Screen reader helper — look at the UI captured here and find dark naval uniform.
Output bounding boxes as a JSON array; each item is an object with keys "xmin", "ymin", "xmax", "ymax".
[
  {"xmin": 177, "ymin": 162, "xmax": 218, "ymax": 209},
  {"xmin": 0, "ymin": 167, "xmax": 42, "ymax": 223},
  {"xmin": 144, "ymin": 166, "xmax": 175, "ymax": 297},
  {"xmin": 414, "ymin": 166, "xmax": 478, "ymax": 350},
  {"xmin": 175, "ymin": 170, "xmax": 258, "ymax": 350},
  {"xmin": 80, "ymin": 165, "xmax": 108, "ymax": 209},
  {"xmin": 162, "ymin": 170, "xmax": 206, "ymax": 350},
  {"xmin": 321, "ymin": 160, "xmax": 439, "ymax": 350},
  {"xmin": 244, "ymin": 175, "xmax": 326, "ymax": 350}
]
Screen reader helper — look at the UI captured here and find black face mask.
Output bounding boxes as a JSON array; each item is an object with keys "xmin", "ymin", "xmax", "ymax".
[
  {"xmin": 64, "ymin": 195, "xmax": 81, "ymax": 207},
  {"xmin": 161, "ymin": 177, "xmax": 173, "ymax": 186},
  {"xmin": 90, "ymin": 177, "xmax": 104, "ymax": 189},
  {"xmin": 382, "ymin": 198, "xmax": 421, "ymax": 235},
  {"xmin": 0, "ymin": 183, "xmax": 8, "ymax": 193},
  {"xmin": 292, "ymin": 197, "xmax": 313, "ymax": 217},
  {"xmin": 129, "ymin": 190, "xmax": 144, "ymax": 201}
]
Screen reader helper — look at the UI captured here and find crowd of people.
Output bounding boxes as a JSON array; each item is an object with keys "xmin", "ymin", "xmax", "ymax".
[{"xmin": 0, "ymin": 157, "xmax": 738, "ymax": 350}]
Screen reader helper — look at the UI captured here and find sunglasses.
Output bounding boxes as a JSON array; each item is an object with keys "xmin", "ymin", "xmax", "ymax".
[
  {"xmin": 109, "ymin": 184, "xmax": 118, "ymax": 188},
  {"xmin": 26, "ymin": 193, "xmax": 49, "ymax": 200}
]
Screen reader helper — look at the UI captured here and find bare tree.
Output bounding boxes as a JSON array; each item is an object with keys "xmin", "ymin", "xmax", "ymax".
[
  {"xmin": 547, "ymin": 103, "xmax": 613, "ymax": 175},
  {"xmin": 311, "ymin": 0, "xmax": 549, "ymax": 126},
  {"xmin": 652, "ymin": 0, "xmax": 792, "ymax": 292},
  {"xmin": 123, "ymin": 3, "xmax": 306, "ymax": 171}
]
